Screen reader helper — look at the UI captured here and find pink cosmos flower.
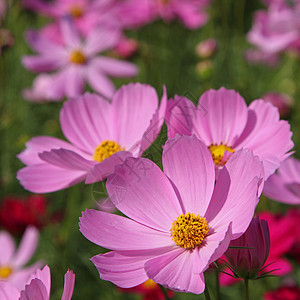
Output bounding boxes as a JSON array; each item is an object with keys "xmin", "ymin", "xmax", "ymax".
[
  {"xmin": 0, "ymin": 227, "xmax": 41, "ymax": 291},
  {"xmin": 224, "ymin": 216, "xmax": 270, "ymax": 280},
  {"xmin": 79, "ymin": 135, "xmax": 264, "ymax": 294},
  {"xmin": 17, "ymin": 83, "xmax": 166, "ymax": 193},
  {"xmin": 262, "ymin": 92, "xmax": 293, "ymax": 118},
  {"xmin": 22, "ymin": 18, "xmax": 137, "ymax": 100},
  {"xmin": 196, "ymin": 38, "xmax": 218, "ymax": 58},
  {"xmin": 264, "ymin": 157, "xmax": 300, "ymax": 204},
  {"xmin": 166, "ymin": 87, "xmax": 293, "ymax": 179},
  {"xmin": 264, "ymin": 285, "xmax": 300, "ymax": 300},
  {"xmin": 0, "ymin": 265, "xmax": 75, "ymax": 300}
]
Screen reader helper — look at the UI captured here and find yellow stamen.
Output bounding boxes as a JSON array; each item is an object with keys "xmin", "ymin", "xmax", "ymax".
[
  {"xmin": 93, "ymin": 140, "xmax": 125, "ymax": 163},
  {"xmin": 69, "ymin": 50, "xmax": 86, "ymax": 64},
  {"xmin": 208, "ymin": 143, "xmax": 235, "ymax": 165},
  {"xmin": 143, "ymin": 279, "xmax": 157, "ymax": 290},
  {"xmin": 170, "ymin": 213, "xmax": 210, "ymax": 249},
  {"xmin": 69, "ymin": 6, "xmax": 84, "ymax": 18},
  {"xmin": 0, "ymin": 266, "xmax": 12, "ymax": 279}
]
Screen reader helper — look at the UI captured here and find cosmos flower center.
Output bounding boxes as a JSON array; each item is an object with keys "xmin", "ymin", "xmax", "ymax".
[
  {"xmin": 0, "ymin": 266, "xmax": 12, "ymax": 279},
  {"xmin": 70, "ymin": 50, "xmax": 86, "ymax": 64},
  {"xmin": 208, "ymin": 143, "xmax": 235, "ymax": 165},
  {"xmin": 93, "ymin": 140, "xmax": 125, "ymax": 163},
  {"xmin": 69, "ymin": 6, "xmax": 84, "ymax": 18},
  {"xmin": 170, "ymin": 213, "xmax": 210, "ymax": 249},
  {"xmin": 143, "ymin": 279, "xmax": 157, "ymax": 290}
]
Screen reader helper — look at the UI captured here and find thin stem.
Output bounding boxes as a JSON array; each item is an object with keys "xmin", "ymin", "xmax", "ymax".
[
  {"xmin": 244, "ymin": 279, "xmax": 249, "ymax": 300},
  {"xmin": 158, "ymin": 284, "xmax": 170, "ymax": 300},
  {"xmin": 215, "ymin": 268, "xmax": 221, "ymax": 300}
]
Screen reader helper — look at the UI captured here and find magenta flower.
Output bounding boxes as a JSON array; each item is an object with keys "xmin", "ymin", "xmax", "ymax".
[
  {"xmin": 166, "ymin": 87, "xmax": 293, "ymax": 179},
  {"xmin": 17, "ymin": 83, "xmax": 166, "ymax": 193},
  {"xmin": 0, "ymin": 227, "xmax": 41, "ymax": 291},
  {"xmin": 80, "ymin": 135, "xmax": 264, "ymax": 294},
  {"xmin": 224, "ymin": 216, "xmax": 270, "ymax": 280},
  {"xmin": 22, "ymin": 18, "xmax": 137, "ymax": 100},
  {"xmin": 264, "ymin": 157, "xmax": 300, "ymax": 204},
  {"xmin": 0, "ymin": 265, "xmax": 75, "ymax": 300}
]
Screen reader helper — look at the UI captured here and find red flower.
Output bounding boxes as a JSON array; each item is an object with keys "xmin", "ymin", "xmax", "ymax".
[
  {"xmin": 0, "ymin": 195, "xmax": 47, "ymax": 234},
  {"xmin": 264, "ymin": 286, "xmax": 300, "ymax": 300}
]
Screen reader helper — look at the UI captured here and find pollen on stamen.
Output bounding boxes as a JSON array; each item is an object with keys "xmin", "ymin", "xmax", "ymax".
[
  {"xmin": 69, "ymin": 50, "xmax": 86, "ymax": 64},
  {"xmin": 0, "ymin": 266, "xmax": 12, "ymax": 279},
  {"xmin": 208, "ymin": 143, "xmax": 235, "ymax": 165},
  {"xmin": 93, "ymin": 140, "xmax": 125, "ymax": 163},
  {"xmin": 69, "ymin": 6, "xmax": 84, "ymax": 18},
  {"xmin": 170, "ymin": 213, "xmax": 210, "ymax": 249}
]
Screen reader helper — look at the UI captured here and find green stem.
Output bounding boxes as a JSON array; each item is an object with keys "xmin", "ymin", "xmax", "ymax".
[
  {"xmin": 244, "ymin": 279, "xmax": 249, "ymax": 300},
  {"xmin": 215, "ymin": 268, "xmax": 221, "ymax": 300},
  {"xmin": 204, "ymin": 286, "xmax": 212, "ymax": 300},
  {"xmin": 158, "ymin": 284, "xmax": 170, "ymax": 300}
]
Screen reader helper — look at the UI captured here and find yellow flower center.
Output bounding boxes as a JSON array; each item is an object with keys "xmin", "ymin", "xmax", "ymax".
[
  {"xmin": 69, "ymin": 6, "xmax": 84, "ymax": 18},
  {"xmin": 170, "ymin": 213, "xmax": 210, "ymax": 249},
  {"xmin": 143, "ymin": 279, "xmax": 157, "ymax": 290},
  {"xmin": 93, "ymin": 140, "xmax": 125, "ymax": 163},
  {"xmin": 208, "ymin": 143, "xmax": 235, "ymax": 165},
  {"xmin": 0, "ymin": 266, "xmax": 12, "ymax": 279},
  {"xmin": 69, "ymin": 50, "xmax": 86, "ymax": 64},
  {"xmin": 161, "ymin": 0, "xmax": 170, "ymax": 4}
]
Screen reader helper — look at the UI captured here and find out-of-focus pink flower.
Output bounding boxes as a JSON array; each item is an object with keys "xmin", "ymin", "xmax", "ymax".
[
  {"xmin": 17, "ymin": 83, "xmax": 167, "ymax": 193},
  {"xmin": 196, "ymin": 38, "xmax": 218, "ymax": 58},
  {"xmin": 166, "ymin": 87, "xmax": 293, "ymax": 179},
  {"xmin": 0, "ymin": 195, "xmax": 48, "ymax": 234},
  {"xmin": 113, "ymin": 36, "xmax": 139, "ymax": 59},
  {"xmin": 22, "ymin": 18, "xmax": 137, "ymax": 100},
  {"xmin": 224, "ymin": 217, "xmax": 270, "ymax": 280},
  {"xmin": 264, "ymin": 285, "xmax": 300, "ymax": 300},
  {"xmin": 80, "ymin": 135, "xmax": 264, "ymax": 294},
  {"xmin": 0, "ymin": 29, "xmax": 14, "ymax": 55},
  {"xmin": 0, "ymin": 227, "xmax": 41, "ymax": 291},
  {"xmin": 0, "ymin": 265, "xmax": 75, "ymax": 300},
  {"xmin": 245, "ymin": 49, "xmax": 279, "ymax": 67},
  {"xmin": 262, "ymin": 92, "xmax": 293, "ymax": 118},
  {"xmin": 220, "ymin": 210, "xmax": 297, "ymax": 286},
  {"xmin": 120, "ymin": 279, "xmax": 174, "ymax": 300},
  {"xmin": 264, "ymin": 157, "xmax": 300, "ymax": 204}
]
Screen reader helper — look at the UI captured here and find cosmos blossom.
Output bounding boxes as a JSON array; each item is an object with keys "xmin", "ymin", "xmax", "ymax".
[
  {"xmin": 166, "ymin": 87, "xmax": 293, "ymax": 179},
  {"xmin": 0, "ymin": 265, "xmax": 75, "ymax": 300},
  {"xmin": 80, "ymin": 135, "xmax": 264, "ymax": 294},
  {"xmin": 0, "ymin": 227, "xmax": 41, "ymax": 291},
  {"xmin": 263, "ymin": 157, "xmax": 300, "ymax": 204},
  {"xmin": 22, "ymin": 18, "xmax": 137, "ymax": 100},
  {"xmin": 17, "ymin": 83, "xmax": 166, "ymax": 193}
]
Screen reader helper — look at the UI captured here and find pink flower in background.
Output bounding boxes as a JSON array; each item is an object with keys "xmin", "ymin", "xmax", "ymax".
[
  {"xmin": 224, "ymin": 217, "xmax": 270, "ymax": 279},
  {"xmin": 80, "ymin": 135, "xmax": 264, "ymax": 293},
  {"xmin": 0, "ymin": 265, "xmax": 75, "ymax": 300},
  {"xmin": 264, "ymin": 285, "xmax": 300, "ymax": 300},
  {"xmin": 22, "ymin": 18, "xmax": 138, "ymax": 100},
  {"xmin": 196, "ymin": 38, "xmax": 218, "ymax": 58},
  {"xmin": 264, "ymin": 157, "xmax": 300, "ymax": 204},
  {"xmin": 262, "ymin": 92, "xmax": 293, "ymax": 118},
  {"xmin": 0, "ymin": 227, "xmax": 41, "ymax": 291},
  {"xmin": 287, "ymin": 208, "xmax": 300, "ymax": 263},
  {"xmin": 17, "ymin": 83, "xmax": 166, "ymax": 193},
  {"xmin": 166, "ymin": 87, "xmax": 293, "ymax": 179}
]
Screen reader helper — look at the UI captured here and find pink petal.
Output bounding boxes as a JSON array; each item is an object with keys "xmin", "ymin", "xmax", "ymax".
[
  {"xmin": 205, "ymin": 149, "xmax": 264, "ymax": 239},
  {"xmin": 106, "ymin": 157, "xmax": 183, "ymax": 232},
  {"xmin": 94, "ymin": 56, "xmax": 138, "ymax": 77},
  {"xmin": 0, "ymin": 281, "xmax": 19, "ymax": 300},
  {"xmin": 12, "ymin": 227, "xmax": 39, "ymax": 268},
  {"xmin": 85, "ymin": 151, "xmax": 132, "ymax": 183},
  {"xmin": 264, "ymin": 257, "xmax": 293, "ymax": 276},
  {"xmin": 17, "ymin": 136, "xmax": 91, "ymax": 166},
  {"xmin": 145, "ymin": 248, "xmax": 205, "ymax": 294},
  {"xmin": 60, "ymin": 93, "xmax": 114, "ymax": 153},
  {"xmin": 64, "ymin": 66, "xmax": 84, "ymax": 98},
  {"xmin": 91, "ymin": 247, "xmax": 171, "ymax": 288},
  {"xmin": 86, "ymin": 64, "xmax": 115, "ymax": 99},
  {"xmin": 138, "ymin": 86, "xmax": 167, "ymax": 156},
  {"xmin": 162, "ymin": 135, "xmax": 215, "ymax": 215},
  {"xmin": 60, "ymin": 18, "xmax": 81, "ymax": 48},
  {"xmin": 17, "ymin": 164, "xmax": 87, "ymax": 193},
  {"xmin": 79, "ymin": 209, "xmax": 171, "ymax": 250},
  {"xmin": 32, "ymin": 266, "xmax": 51, "ymax": 296},
  {"xmin": 22, "ymin": 56, "xmax": 64, "ymax": 72},
  {"xmin": 111, "ymin": 83, "xmax": 159, "ymax": 151},
  {"xmin": 85, "ymin": 26, "xmax": 120, "ymax": 56},
  {"xmin": 19, "ymin": 278, "xmax": 49, "ymax": 300},
  {"xmin": 0, "ymin": 231, "xmax": 15, "ymax": 265},
  {"xmin": 61, "ymin": 270, "xmax": 75, "ymax": 300},
  {"xmin": 193, "ymin": 87, "xmax": 248, "ymax": 146}
]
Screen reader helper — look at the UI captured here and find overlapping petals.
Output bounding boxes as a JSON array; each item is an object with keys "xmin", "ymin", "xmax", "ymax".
[{"xmin": 80, "ymin": 135, "xmax": 264, "ymax": 294}]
